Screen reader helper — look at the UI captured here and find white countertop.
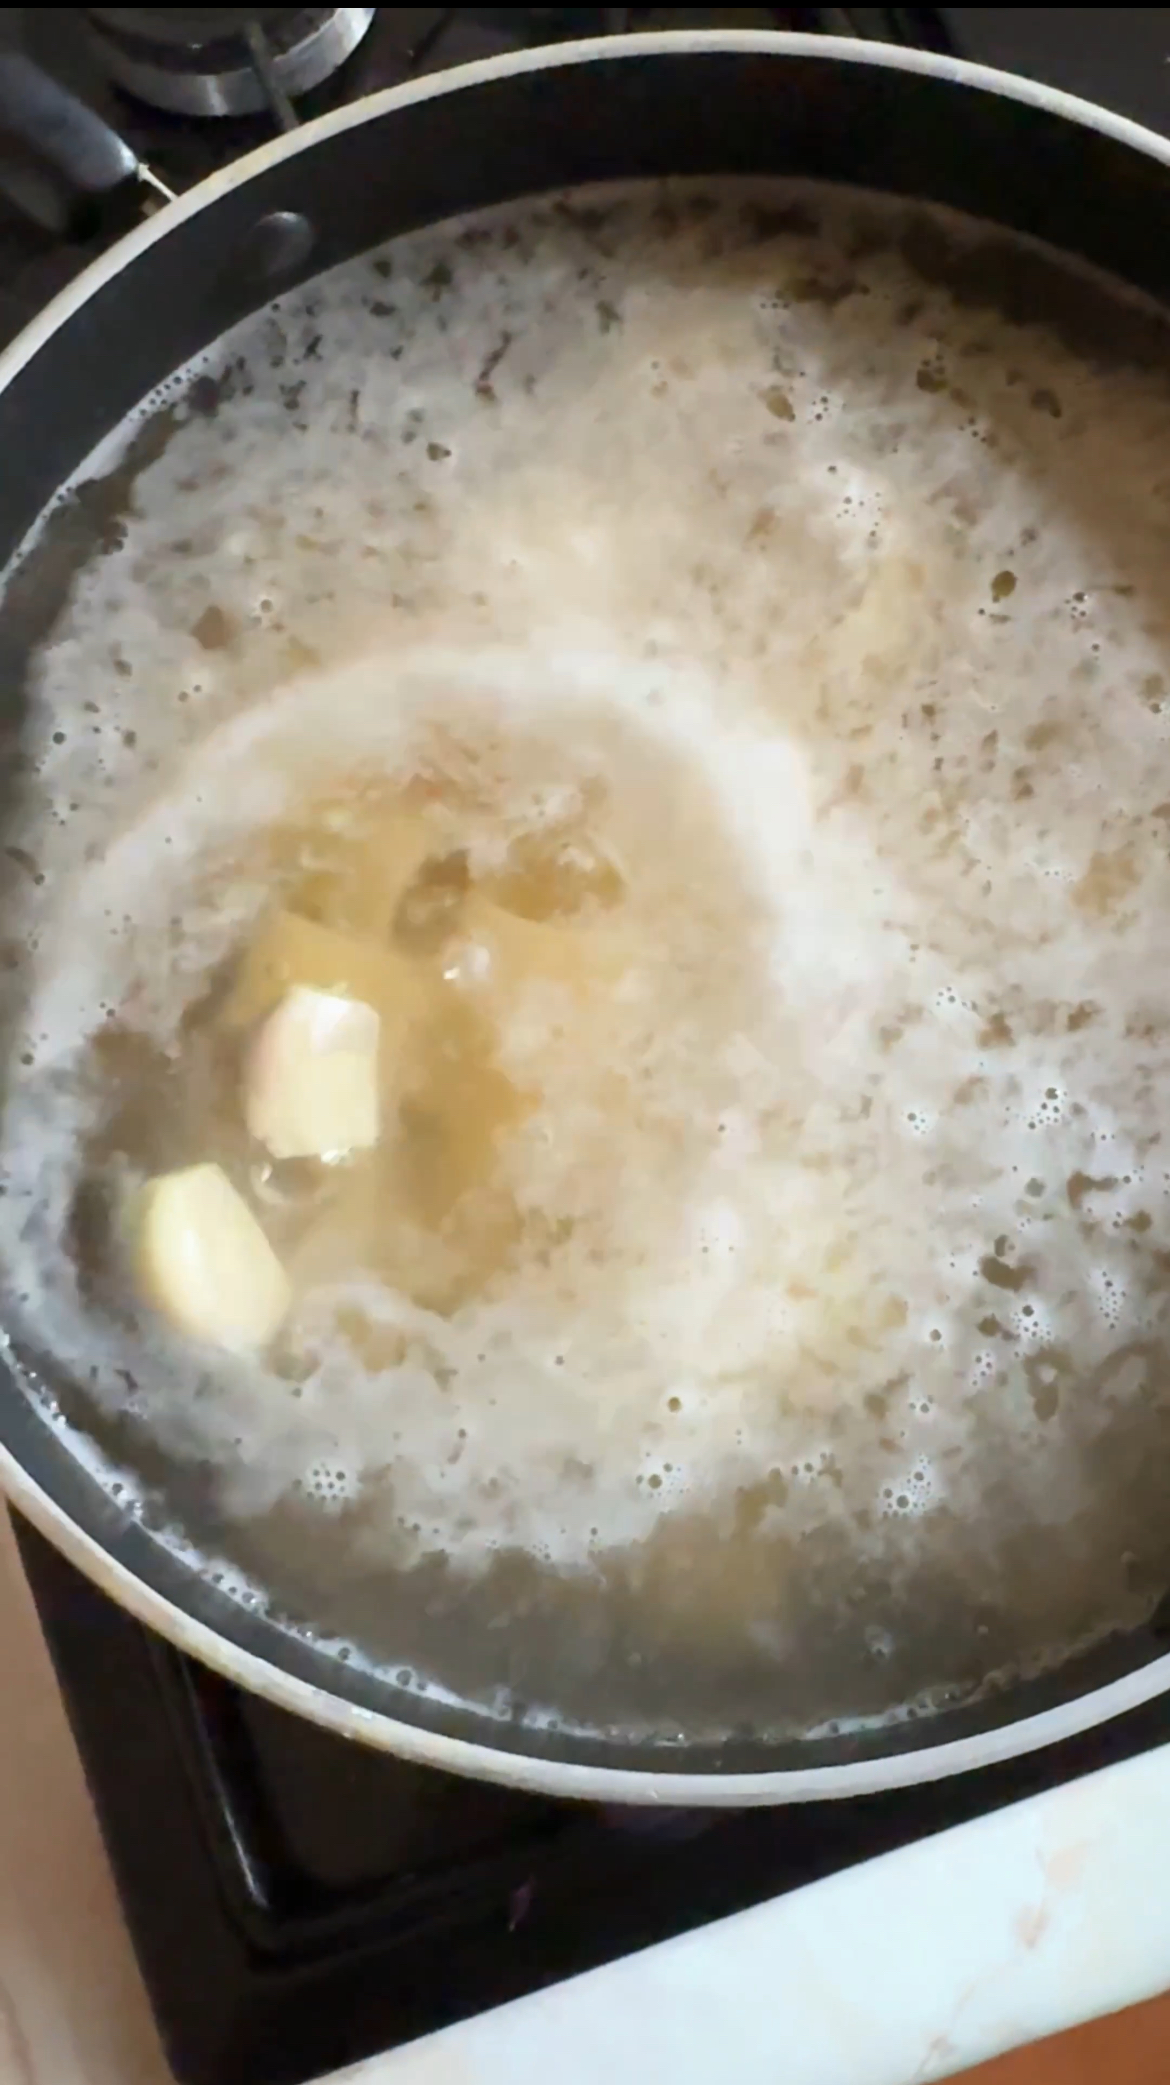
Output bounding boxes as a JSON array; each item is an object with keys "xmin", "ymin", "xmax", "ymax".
[{"xmin": 4, "ymin": 1506, "xmax": 1170, "ymax": 2085}]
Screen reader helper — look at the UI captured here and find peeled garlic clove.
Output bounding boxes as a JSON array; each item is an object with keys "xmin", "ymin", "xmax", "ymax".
[
  {"xmin": 219, "ymin": 910, "xmax": 424, "ymax": 1035},
  {"xmin": 246, "ymin": 984, "xmax": 380, "ymax": 1161},
  {"xmin": 134, "ymin": 1162, "xmax": 290, "ymax": 1353}
]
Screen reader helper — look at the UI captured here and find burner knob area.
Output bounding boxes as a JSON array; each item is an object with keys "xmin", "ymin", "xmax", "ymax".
[
  {"xmin": 87, "ymin": 10, "xmax": 300, "ymax": 44},
  {"xmin": 84, "ymin": 8, "xmax": 376, "ymax": 119}
]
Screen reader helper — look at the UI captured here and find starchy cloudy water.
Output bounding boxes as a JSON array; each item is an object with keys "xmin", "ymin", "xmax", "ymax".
[{"xmin": 3, "ymin": 178, "xmax": 1170, "ymax": 1733}]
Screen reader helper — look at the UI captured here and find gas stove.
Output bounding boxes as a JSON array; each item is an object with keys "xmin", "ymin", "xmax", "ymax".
[
  {"xmin": 6, "ymin": 10, "xmax": 1170, "ymax": 2085},
  {"xmin": 2, "ymin": 6, "xmax": 1167, "ymax": 345},
  {"xmin": 17, "ymin": 1510, "xmax": 1170, "ymax": 2085}
]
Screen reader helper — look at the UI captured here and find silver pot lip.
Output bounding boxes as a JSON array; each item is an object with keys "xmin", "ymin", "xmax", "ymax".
[
  {"xmin": 5, "ymin": 26, "xmax": 1170, "ymax": 1801},
  {"xmin": 11, "ymin": 1435, "xmax": 1170, "ymax": 1802}
]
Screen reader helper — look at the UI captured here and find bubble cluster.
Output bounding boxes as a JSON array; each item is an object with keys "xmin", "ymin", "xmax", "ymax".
[{"xmin": 3, "ymin": 177, "xmax": 1170, "ymax": 1729}]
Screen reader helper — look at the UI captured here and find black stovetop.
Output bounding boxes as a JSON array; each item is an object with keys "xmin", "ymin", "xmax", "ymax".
[
  {"xmin": 8, "ymin": 9, "xmax": 1170, "ymax": 2084},
  {"xmin": 17, "ymin": 1509, "xmax": 1170, "ymax": 2085}
]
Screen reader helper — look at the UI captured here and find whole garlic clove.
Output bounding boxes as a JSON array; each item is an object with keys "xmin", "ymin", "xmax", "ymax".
[
  {"xmin": 134, "ymin": 1161, "xmax": 290, "ymax": 1353},
  {"xmin": 246, "ymin": 984, "xmax": 380, "ymax": 1161}
]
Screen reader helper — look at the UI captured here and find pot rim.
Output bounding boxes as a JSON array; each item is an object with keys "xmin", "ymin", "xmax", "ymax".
[{"xmin": 4, "ymin": 25, "xmax": 1170, "ymax": 1802}]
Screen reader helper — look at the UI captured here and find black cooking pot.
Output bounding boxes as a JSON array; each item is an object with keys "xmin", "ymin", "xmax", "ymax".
[{"xmin": 3, "ymin": 30, "xmax": 1170, "ymax": 1801}]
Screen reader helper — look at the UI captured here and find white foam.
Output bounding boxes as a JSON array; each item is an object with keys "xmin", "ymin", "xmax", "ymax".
[{"xmin": 2, "ymin": 179, "xmax": 1170, "ymax": 1697}]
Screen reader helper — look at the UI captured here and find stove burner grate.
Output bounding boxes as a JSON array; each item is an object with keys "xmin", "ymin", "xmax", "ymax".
[{"xmin": 84, "ymin": 7, "xmax": 376, "ymax": 120}]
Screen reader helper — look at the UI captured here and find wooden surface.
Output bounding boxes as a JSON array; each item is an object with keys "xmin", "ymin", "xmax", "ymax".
[
  {"xmin": 0, "ymin": 1511, "xmax": 168, "ymax": 2085},
  {"xmin": 963, "ymin": 1993, "xmax": 1170, "ymax": 2083}
]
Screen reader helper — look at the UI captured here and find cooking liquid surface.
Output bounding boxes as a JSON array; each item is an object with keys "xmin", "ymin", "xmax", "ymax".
[
  {"xmin": 110, "ymin": 732, "xmax": 770, "ymax": 1364},
  {"xmin": 6, "ymin": 180, "xmax": 1170, "ymax": 1743}
]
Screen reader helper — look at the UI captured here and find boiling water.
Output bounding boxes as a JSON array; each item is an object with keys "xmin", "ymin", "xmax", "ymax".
[{"xmin": 4, "ymin": 179, "xmax": 1170, "ymax": 1735}]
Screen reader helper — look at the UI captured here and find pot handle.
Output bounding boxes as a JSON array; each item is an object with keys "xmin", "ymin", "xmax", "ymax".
[{"xmin": 0, "ymin": 51, "xmax": 173, "ymax": 234}]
